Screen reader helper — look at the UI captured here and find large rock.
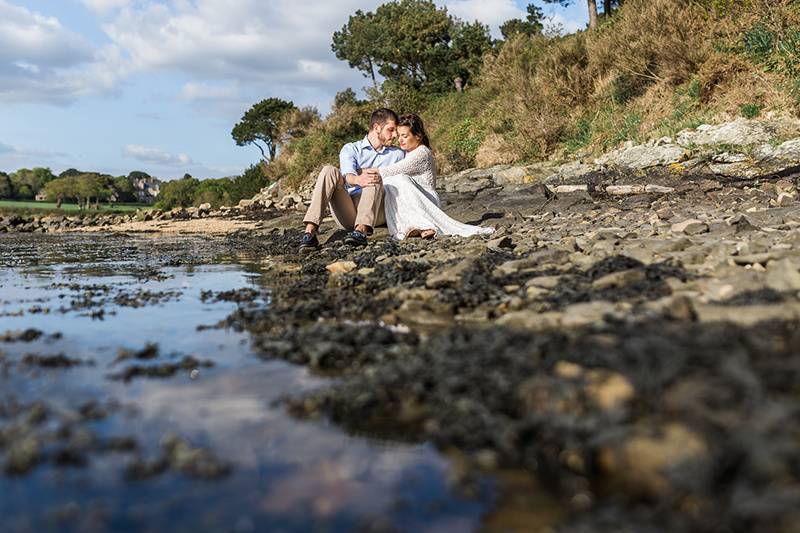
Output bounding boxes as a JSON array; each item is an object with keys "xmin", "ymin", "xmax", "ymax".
[
  {"xmin": 326, "ymin": 261, "xmax": 358, "ymax": 275},
  {"xmin": 676, "ymin": 118, "xmax": 775, "ymax": 147},
  {"xmin": 493, "ymin": 162, "xmax": 557, "ymax": 186},
  {"xmin": 560, "ymin": 301, "xmax": 622, "ymax": 328},
  {"xmin": 766, "ymin": 258, "xmax": 800, "ymax": 291},
  {"xmin": 426, "ymin": 258, "xmax": 475, "ymax": 288},
  {"xmin": 671, "ymin": 219, "xmax": 709, "ymax": 235},
  {"xmin": 597, "ymin": 423, "xmax": 708, "ymax": 497},
  {"xmin": 601, "ymin": 143, "xmax": 686, "ymax": 170}
]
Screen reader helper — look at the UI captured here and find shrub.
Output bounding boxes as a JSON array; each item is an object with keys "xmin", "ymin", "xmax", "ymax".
[
  {"xmin": 563, "ymin": 116, "xmax": 594, "ymax": 153},
  {"xmin": 739, "ymin": 102, "xmax": 762, "ymax": 118},
  {"xmin": 445, "ymin": 118, "xmax": 486, "ymax": 170},
  {"xmin": 482, "ymin": 33, "xmax": 590, "ymax": 160}
]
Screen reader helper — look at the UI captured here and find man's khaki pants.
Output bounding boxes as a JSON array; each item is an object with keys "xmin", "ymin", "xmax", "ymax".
[{"xmin": 303, "ymin": 165, "xmax": 385, "ymax": 232}]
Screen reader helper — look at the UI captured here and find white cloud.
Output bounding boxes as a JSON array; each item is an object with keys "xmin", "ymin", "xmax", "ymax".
[
  {"xmin": 0, "ymin": 141, "xmax": 67, "ymax": 171},
  {"xmin": 444, "ymin": 0, "xmax": 523, "ymax": 35},
  {"xmin": 124, "ymin": 144, "xmax": 193, "ymax": 167},
  {"xmin": 179, "ymin": 82, "xmax": 240, "ymax": 102},
  {"xmin": 80, "ymin": 0, "xmax": 131, "ymax": 16},
  {"xmin": 103, "ymin": 0, "xmax": 372, "ymax": 85},
  {"xmin": 0, "ymin": 0, "xmax": 585, "ymax": 108},
  {"xmin": 0, "ymin": 0, "xmax": 93, "ymax": 66},
  {"xmin": 0, "ymin": 1, "xmax": 129, "ymax": 104}
]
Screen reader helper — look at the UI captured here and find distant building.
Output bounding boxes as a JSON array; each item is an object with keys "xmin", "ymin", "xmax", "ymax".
[
  {"xmin": 132, "ymin": 175, "xmax": 161, "ymax": 204},
  {"xmin": 35, "ymin": 192, "xmax": 48, "ymax": 202}
]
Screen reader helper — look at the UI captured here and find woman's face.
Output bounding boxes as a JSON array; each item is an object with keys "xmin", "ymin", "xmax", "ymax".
[{"xmin": 397, "ymin": 125, "xmax": 421, "ymax": 151}]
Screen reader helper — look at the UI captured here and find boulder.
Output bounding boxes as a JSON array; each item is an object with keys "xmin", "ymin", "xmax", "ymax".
[
  {"xmin": 326, "ymin": 261, "xmax": 358, "ymax": 275},
  {"xmin": 604, "ymin": 144, "xmax": 686, "ymax": 170},
  {"xmin": 426, "ymin": 258, "xmax": 475, "ymax": 289},
  {"xmin": 676, "ymin": 118, "xmax": 774, "ymax": 147},
  {"xmin": 597, "ymin": 423, "xmax": 708, "ymax": 497},
  {"xmin": 766, "ymin": 258, "xmax": 800, "ymax": 291},
  {"xmin": 671, "ymin": 219, "xmax": 709, "ymax": 235}
]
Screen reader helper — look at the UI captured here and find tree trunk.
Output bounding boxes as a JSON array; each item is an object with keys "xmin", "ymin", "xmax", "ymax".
[
  {"xmin": 604, "ymin": 0, "xmax": 612, "ymax": 15},
  {"xmin": 368, "ymin": 57, "xmax": 377, "ymax": 89},
  {"xmin": 56, "ymin": 197, "xmax": 62, "ymax": 209},
  {"xmin": 587, "ymin": 0, "xmax": 599, "ymax": 29}
]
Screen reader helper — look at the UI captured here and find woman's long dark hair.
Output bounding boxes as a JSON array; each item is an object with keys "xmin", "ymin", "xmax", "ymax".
[{"xmin": 398, "ymin": 114, "xmax": 431, "ymax": 149}]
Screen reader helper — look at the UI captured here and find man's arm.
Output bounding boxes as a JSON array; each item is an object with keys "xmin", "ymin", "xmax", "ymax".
[{"xmin": 339, "ymin": 143, "xmax": 380, "ymax": 188}]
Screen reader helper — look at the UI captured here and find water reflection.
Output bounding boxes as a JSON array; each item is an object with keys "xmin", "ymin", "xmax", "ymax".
[{"xmin": 0, "ymin": 235, "xmax": 489, "ymax": 532}]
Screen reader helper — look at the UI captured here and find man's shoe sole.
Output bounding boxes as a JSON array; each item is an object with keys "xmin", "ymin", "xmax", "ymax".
[{"xmin": 344, "ymin": 237, "xmax": 367, "ymax": 247}]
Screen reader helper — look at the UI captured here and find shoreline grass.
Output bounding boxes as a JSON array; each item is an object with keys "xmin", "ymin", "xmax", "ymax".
[{"xmin": 0, "ymin": 200, "xmax": 154, "ymax": 215}]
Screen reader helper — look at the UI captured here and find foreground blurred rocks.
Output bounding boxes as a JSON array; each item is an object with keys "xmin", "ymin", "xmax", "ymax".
[{"xmin": 3, "ymin": 116, "xmax": 800, "ymax": 531}]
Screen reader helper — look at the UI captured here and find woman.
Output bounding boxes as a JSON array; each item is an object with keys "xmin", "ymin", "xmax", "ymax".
[{"xmin": 366, "ymin": 114, "xmax": 494, "ymax": 241}]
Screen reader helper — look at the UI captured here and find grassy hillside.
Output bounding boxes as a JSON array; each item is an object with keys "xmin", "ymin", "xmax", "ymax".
[{"xmin": 274, "ymin": 0, "xmax": 800, "ymax": 189}]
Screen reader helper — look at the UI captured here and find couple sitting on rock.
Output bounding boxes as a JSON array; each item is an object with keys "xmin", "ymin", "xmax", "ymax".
[{"xmin": 299, "ymin": 108, "xmax": 493, "ymax": 250}]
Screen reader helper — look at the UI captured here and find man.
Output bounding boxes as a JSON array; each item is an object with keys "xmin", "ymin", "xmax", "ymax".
[{"xmin": 299, "ymin": 108, "xmax": 404, "ymax": 250}]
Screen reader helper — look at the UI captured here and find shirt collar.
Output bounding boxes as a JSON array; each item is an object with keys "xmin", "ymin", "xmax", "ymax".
[{"xmin": 360, "ymin": 136, "xmax": 388, "ymax": 154}]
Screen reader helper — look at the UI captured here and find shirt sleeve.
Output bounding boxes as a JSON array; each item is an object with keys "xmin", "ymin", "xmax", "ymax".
[
  {"xmin": 339, "ymin": 143, "xmax": 359, "ymax": 177},
  {"xmin": 378, "ymin": 147, "xmax": 432, "ymax": 178}
]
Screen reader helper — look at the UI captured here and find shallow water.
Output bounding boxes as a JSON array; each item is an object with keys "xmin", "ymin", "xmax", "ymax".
[{"xmin": 0, "ymin": 234, "xmax": 491, "ymax": 532}]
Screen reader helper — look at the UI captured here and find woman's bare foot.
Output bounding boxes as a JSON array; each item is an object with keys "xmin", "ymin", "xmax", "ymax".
[{"xmin": 420, "ymin": 229, "xmax": 435, "ymax": 239}]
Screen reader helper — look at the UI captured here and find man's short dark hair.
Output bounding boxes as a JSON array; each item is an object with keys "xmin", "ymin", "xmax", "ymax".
[{"xmin": 370, "ymin": 108, "xmax": 399, "ymax": 129}]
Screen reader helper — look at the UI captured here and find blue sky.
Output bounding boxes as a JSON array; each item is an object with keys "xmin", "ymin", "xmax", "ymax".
[{"xmin": 0, "ymin": 0, "xmax": 588, "ymax": 180}]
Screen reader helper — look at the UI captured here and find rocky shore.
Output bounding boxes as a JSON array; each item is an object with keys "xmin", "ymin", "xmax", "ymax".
[{"xmin": 3, "ymin": 117, "xmax": 800, "ymax": 531}]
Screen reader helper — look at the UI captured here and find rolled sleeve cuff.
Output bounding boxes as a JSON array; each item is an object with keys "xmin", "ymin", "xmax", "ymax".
[{"xmin": 339, "ymin": 147, "xmax": 358, "ymax": 178}]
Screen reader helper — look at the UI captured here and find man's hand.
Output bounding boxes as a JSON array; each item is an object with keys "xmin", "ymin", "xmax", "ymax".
[{"xmin": 355, "ymin": 169, "xmax": 381, "ymax": 188}]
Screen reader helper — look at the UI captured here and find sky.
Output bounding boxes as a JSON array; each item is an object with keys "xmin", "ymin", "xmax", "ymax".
[{"xmin": 0, "ymin": 0, "xmax": 588, "ymax": 180}]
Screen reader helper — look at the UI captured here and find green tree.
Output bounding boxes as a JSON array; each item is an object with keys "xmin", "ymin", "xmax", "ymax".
[
  {"xmin": 113, "ymin": 176, "xmax": 136, "ymax": 203},
  {"xmin": 58, "ymin": 168, "xmax": 83, "ymax": 179},
  {"xmin": 279, "ymin": 106, "xmax": 321, "ymax": 145},
  {"xmin": 500, "ymin": 4, "xmax": 544, "ymax": 39},
  {"xmin": 193, "ymin": 178, "xmax": 231, "ymax": 208},
  {"xmin": 333, "ymin": 88, "xmax": 365, "ymax": 110},
  {"xmin": 232, "ymin": 98, "xmax": 296, "ymax": 161},
  {"xmin": 77, "ymin": 174, "xmax": 112, "ymax": 209},
  {"xmin": 43, "ymin": 176, "xmax": 75, "ymax": 207},
  {"xmin": 10, "ymin": 167, "xmax": 54, "ymax": 199},
  {"xmin": 0, "ymin": 172, "xmax": 13, "ymax": 199},
  {"xmin": 332, "ymin": 10, "xmax": 381, "ymax": 88},
  {"xmin": 373, "ymin": 0, "xmax": 452, "ymax": 90},
  {"xmin": 228, "ymin": 164, "xmax": 269, "ymax": 204},
  {"xmin": 450, "ymin": 21, "xmax": 494, "ymax": 86},
  {"xmin": 127, "ymin": 170, "xmax": 152, "ymax": 182},
  {"xmin": 332, "ymin": 0, "xmax": 495, "ymax": 93},
  {"xmin": 155, "ymin": 176, "xmax": 199, "ymax": 210}
]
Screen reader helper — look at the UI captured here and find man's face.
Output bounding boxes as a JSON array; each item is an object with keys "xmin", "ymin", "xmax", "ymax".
[{"xmin": 376, "ymin": 120, "xmax": 398, "ymax": 146}]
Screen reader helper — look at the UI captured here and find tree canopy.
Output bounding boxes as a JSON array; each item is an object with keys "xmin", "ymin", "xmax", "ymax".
[
  {"xmin": 500, "ymin": 4, "xmax": 545, "ymax": 39},
  {"xmin": 231, "ymin": 98, "xmax": 296, "ymax": 161},
  {"xmin": 42, "ymin": 173, "xmax": 114, "ymax": 208},
  {"xmin": 155, "ymin": 175, "xmax": 199, "ymax": 210},
  {"xmin": 332, "ymin": 0, "xmax": 494, "ymax": 93},
  {"xmin": 0, "ymin": 172, "xmax": 12, "ymax": 199}
]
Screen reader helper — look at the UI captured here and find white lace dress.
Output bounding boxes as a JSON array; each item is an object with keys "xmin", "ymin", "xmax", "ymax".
[{"xmin": 379, "ymin": 145, "xmax": 495, "ymax": 240}]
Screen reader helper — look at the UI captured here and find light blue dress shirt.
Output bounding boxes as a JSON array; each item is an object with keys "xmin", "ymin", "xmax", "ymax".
[{"xmin": 339, "ymin": 136, "xmax": 405, "ymax": 196}]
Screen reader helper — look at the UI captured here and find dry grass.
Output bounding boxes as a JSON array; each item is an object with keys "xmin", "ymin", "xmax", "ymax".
[
  {"xmin": 270, "ymin": 0, "xmax": 800, "ymax": 193},
  {"xmin": 472, "ymin": 0, "xmax": 800, "ymax": 163}
]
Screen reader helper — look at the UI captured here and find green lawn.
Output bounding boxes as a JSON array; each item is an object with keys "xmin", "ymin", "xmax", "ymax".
[{"xmin": 0, "ymin": 200, "xmax": 154, "ymax": 213}]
